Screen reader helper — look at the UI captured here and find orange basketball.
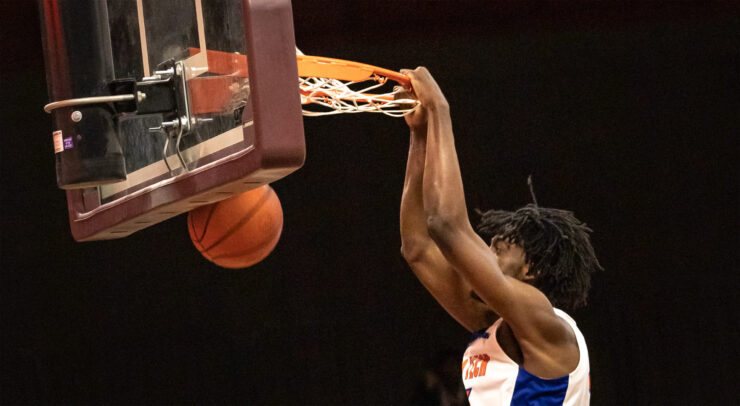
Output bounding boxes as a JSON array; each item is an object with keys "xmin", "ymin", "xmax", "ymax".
[{"xmin": 188, "ymin": 185, "xmax": 283, "ymax": 269}]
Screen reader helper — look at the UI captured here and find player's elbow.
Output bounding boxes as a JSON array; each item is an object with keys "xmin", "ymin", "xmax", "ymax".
[
  {"xmin": 400, "ymin": 244, "xmax": 419, "ymax": 263},
  {"xmin": 400, "ymin": 239, "xmax": 429, "ymax": 264}
]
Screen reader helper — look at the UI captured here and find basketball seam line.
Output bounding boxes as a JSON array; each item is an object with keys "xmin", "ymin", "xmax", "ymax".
[
  {"xmin": 188, "ymin": 215, "xmax": 208, "ymax": 255},
  {"xmin": 202, "ymin": 188, "xmax": 273, "ymax": 253},
  {"xmin": 209, "ymin": 227, "xmax": 282, "ymax": 261},
  {"xmin": 197, "ymin": 202, "xmax": 219, "ymax": 243}
]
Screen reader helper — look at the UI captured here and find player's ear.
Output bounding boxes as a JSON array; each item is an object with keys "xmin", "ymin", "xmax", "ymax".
[{"xmin": 521, "ymin": 264, "xmax": 536, "ymax": 282}]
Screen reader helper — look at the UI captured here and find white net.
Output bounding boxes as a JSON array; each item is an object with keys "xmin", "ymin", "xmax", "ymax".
[{"xmin": 299, "ymin": 76, "xmax": 420, "ymax": 117}]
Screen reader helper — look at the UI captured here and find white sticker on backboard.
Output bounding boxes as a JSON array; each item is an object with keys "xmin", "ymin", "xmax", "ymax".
[{"xmin": 53, "ymin": 130, "xmax": 63, "ymax": 153}]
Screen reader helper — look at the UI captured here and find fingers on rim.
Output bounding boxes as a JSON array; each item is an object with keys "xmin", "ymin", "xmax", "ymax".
[
  {"xmin": 395, "ymin": 84, "xmax": 414, "ymax": 95},
  {"xmin": 395, "ymin": 91, "xmax": 414, "ymax": 101}
]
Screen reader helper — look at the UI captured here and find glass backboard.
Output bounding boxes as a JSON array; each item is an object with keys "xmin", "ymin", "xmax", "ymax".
[{"xmin": 39, "ymin": 0, "xmax": 305, "ymax": 241}]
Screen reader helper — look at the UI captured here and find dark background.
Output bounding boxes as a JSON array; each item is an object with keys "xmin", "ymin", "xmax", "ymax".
[{"xmin": 2, "ymin": 1, "xmax": 738, "ymax": 404}]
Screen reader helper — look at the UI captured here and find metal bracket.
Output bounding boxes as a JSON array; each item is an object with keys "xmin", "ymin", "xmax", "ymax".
[
  {"xmin": 45, "ymin": 59, "xmax": 203, "ymax": 177},
  {"xmin": 143, "ymin": 60, "xmax": 195, "ymax": 176}
]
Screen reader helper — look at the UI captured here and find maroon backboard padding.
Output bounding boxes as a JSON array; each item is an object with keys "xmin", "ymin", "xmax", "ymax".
[
  {"xmin": 63, "ymin": 0, "xmax": 305, "ymax": 241},
  {"xmin": 242, "ymin": 0, "xmax": 305, "ymax": 170}
]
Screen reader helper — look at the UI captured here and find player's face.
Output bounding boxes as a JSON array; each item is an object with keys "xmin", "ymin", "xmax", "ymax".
[{"xmin": 490, "ymin": 237, "xmax": 529, "ymax": 280}]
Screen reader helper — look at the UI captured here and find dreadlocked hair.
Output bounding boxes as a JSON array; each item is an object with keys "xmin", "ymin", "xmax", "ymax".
[{"xmin": 475, "ymin": 204, "xmax": 603, "ymax": 311}]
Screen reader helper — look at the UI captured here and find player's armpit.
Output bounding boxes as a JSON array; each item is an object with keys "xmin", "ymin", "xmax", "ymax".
[
  {"xmin": 403, "ymin": 240, "xmax": 497, "ymax": 332},
  {"xmin": 426, "ymin": 222, "xmax": 562, "ymax": 342}
]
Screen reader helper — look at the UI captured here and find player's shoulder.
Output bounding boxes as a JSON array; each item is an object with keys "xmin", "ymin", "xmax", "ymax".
[{"xmin": 523, "ymin": 308, "xmax": 581, "ymax": 377}]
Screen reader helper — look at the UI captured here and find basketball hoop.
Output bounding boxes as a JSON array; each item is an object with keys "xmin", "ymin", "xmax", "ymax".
[
  {"xmin": 43, "ymin": 52, "xmax": 419, "ymax": 118},
  {"xmin": 296, "ymin": 55, "xmax": 420, "ymax": 117}
]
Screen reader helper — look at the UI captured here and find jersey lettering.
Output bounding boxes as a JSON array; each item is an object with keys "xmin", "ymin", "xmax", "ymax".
[{"xmin": 463, "ymin": 354, "xmax": 490, "ymax": 379}]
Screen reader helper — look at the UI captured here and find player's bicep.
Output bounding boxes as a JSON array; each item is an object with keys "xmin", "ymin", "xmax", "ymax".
[{"xmin": 405, "ymin": 243, "xmax": 496, "ymax": 332}]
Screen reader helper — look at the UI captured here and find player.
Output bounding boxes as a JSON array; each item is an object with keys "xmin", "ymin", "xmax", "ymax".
[{"xmin": 398, "ymin": 67, "xmax": 602, "ymax": 405}]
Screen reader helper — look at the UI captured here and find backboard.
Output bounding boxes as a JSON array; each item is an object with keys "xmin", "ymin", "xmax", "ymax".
[{"xmin": 39, "ymin": 0, "xmax": 305, "ymax": 241}]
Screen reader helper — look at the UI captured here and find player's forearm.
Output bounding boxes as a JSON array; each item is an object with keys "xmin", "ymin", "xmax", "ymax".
[
  {"xmin": 422, "ymin": 104, "xmax": 470, "ymax": 232},
  {"xmin": 400, "ymin": 126, "xmax": 433, "ymax": 260}
]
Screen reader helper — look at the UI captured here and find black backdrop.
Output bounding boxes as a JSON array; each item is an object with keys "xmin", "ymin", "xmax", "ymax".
[{"xmin": 1, "ymin": 1, "xmax": 738, "ymax": 405}]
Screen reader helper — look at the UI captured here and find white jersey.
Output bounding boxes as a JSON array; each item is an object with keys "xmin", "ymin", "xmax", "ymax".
[{"xmin": 462, "ymin": 309, "xmax": 590, "ymax": 406}]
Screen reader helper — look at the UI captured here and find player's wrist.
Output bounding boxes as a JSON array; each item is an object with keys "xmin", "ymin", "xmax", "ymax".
[
  {"xmin": 409, "ymin": 122, "xmax": 428, "ymax": 132},
  {"xmin": 425, "ymin": 99, "xmax": 449, "ymax": 113}
]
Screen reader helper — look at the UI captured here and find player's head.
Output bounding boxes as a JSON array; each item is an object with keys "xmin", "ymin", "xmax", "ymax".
[{"xmin": 476, "ymin": 204, "xmax": 602, "ymax": 311}]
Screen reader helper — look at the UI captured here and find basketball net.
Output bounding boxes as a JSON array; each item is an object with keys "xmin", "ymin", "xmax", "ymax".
[{"xmin": 296, "ymin": 49, "xmax": 420, "ymax": 117}]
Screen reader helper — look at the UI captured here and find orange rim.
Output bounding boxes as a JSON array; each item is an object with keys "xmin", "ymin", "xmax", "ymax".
[
  {"xmin": 187, "ymin": 48, "xmax": 410, "ymax": 86},
  {"xmin": 296, "ymin": 55, "xmax": 410, "ymax": 87}
]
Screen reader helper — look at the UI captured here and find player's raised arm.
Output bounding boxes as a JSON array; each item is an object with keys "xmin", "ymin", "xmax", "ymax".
[
  {"xmin": 404, "ymin": 67, "xmax": 567, "ymax": 347},
  {"xmin": 398, "ymin": 86, "xmax": 494, "ymax": 333}
]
